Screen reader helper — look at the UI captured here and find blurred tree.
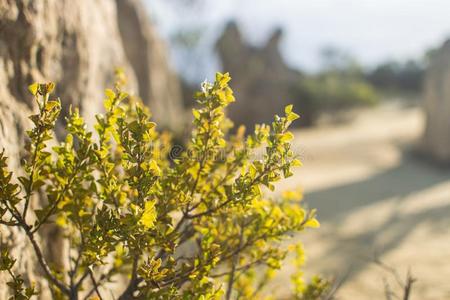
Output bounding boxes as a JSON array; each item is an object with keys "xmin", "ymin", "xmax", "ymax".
[
  {"xmin": 366, "ymin": 59, "xmax": 425, "ymax": 93},
  {"xmin": 290, "ymin": 47, "xmax": 378, "ymax": 126}
]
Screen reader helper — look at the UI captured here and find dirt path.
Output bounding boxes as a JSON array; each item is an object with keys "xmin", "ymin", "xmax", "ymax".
[{"xmin": 274, "ymin": 103, "xmax": 450, "ymax": 299}]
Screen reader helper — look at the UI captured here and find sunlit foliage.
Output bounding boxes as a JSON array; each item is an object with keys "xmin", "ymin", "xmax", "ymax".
[{"xmin": 0, "ymin": 72, "xmax": 328, "ymax": 299}]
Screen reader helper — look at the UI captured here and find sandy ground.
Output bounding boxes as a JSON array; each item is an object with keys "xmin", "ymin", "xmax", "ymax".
[{"xmin": 273, "ymin": 102, "xmax": 450, "ymax": 299}]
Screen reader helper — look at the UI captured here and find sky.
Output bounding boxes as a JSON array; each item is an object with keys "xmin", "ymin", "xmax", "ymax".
[{"xmin": 145, "ymin": 0, "xmax": 450, "ymax": 82}]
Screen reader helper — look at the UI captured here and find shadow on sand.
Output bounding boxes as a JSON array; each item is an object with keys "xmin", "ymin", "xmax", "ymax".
[{"xmin": 304, "ymin": 154, "xmax": 450, "ymax": 279}]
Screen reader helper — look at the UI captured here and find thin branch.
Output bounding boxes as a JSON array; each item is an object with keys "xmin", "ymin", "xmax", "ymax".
[
  {"xmin": 382, "ymin": 277, "xmax": 396, "ymax": 300},
  {"xmin": 22, "ymin": 94, "xmax": 46, "ymax": 220},
  {"xmin": 373, "ymin": 258, "xmax": 416, "ymax": 300},
  {"xmin": 0, "ymin": 219, "xmax": 20, "ymax": 226},
  {"xmin": 211, "ymin": 257, "xmax": 265, "ymax": 279},
  {"xmin": 75, "ymin": 269, "xmax": 90, "ymax": 290},
  {"xmin": 225, "ymin": 223, "xmax": 244, "ymax": 300},
  {"xmin": 323, "ymin": 268, "xmax": 351, "ymax": 300},
  {"xmin": 88, "ymin": 268, "xmax": 104, "ymax": 300},
  {"xmin": 373, "ymin": 258, "xmax": 406, "ymax": 289},
  {"xmin": 402, "ymin": 270, "xmax": 416, "ymax": 300},
  {"xmin": 23, "ymin": 224, "xmax": 70, "ymax": 295},
  {"xmin": 190, "ymin": 157, "xmax": 241, "ymax": 212},
  {"xmin": 186, "ymin": 162, "xmax": 289, "ymax": 219},
  {"xmin": 118, "ymin": 253, "xmax": 140, "ymax": 300},
  {"xmin": 4, "ymin": 197, "xmax": 23, "ymax": 224},
  {"xmin": 4, "ymin": 202, "xmax": 70, "ymax": 296},
  {"xmin": 32, "ymin": 164, "xmax": 80, "ymax": 233},
  {"xmin": 83, "ymin": 267, "xmax": 116, "ymax": 300}
]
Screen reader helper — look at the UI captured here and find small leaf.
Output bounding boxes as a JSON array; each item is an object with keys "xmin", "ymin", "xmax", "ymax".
[
  {"xmin": 18, "ymin": 176, "xmax": 30, "ymax": 188},
  {"xmin": 28, "ymin": 83, "xmax": 39, "ymax": 96},
  {"xmin": 105, "ymin": 88, "xmax": 116, "ymax": 100},
  {"xmin": 128, "ymin": 120, "xmax": 140, "ymax": 133},
  {"xmin": 45, "ymin": 100, "xmax": 60, "ymax": 112},
  {"xmin": 139, "ymin": 201, "xmax": 157, "ymax": 229},
  {"xmin": 305, "ymin": 218, "xmax": 320, "ymax": 228},
  {"xmin": 282, "ymin": 189, "xmax": 303, "ymax": 201},
  {"xmin": 248, "ymin": 164, "xmax": 257, "ymax": 179},
  {"xmin": 104, "ymin": 98, "xmax": 113, "ymax": 111},
  {"xmin": 291, "ymin": 159, "xmax": 302, "ymax": 167},
  {"xmin": 216, "ymin": 72, "xmax": 231, "ymax": 87},
  {"xmin": 192, "ymin": 109, "xmax": 201, "ymax": 120},
  {"xmin": 280, "ymin": 132, "xmax": 294, "ymax": 142},
  {"xmin": 285, "ymin": 104, "xmax": 293, "ymax": 114},
  {"xmin": 46, "ymin": 82, "xmax": 55, "ymax": 94},
  {"xmin": 287, "ymin": 111, "xmax": 300, "ymax": 122},
  {"xmin": 149, "ymin": 160, "xmax": 161, "ymax": 176}
]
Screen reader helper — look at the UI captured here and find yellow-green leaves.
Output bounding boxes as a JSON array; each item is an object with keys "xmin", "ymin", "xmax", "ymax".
[
  {"xmin": 304, "ymin": 209, "xmax": 320, "ymax": 228},
  {"xmin": 28, "ymin": 82, "xmax": 55, "ymax": 96},
  {"xmin": 105, "ymin": 88, "xmax": 116, "ymax": 100},
  {"xmin": 292, "ymin": 158, "xmax": 302, "ymax": 167},
  {"xmin": 139, "ymin": 200, "xmax": 157, "ymax": 229},
  {"xmin": 0, "ymin": 248, "xmax": 15, "ymax": 271},
  {"xmin": 1, "ymin": 73, "xmax": 324, "ymax": 300},
  {"xmin": 104, "ymin": 89, "xmax": 116, "ymax": 111},
  {"xmin": 43, "ymin": 82, "xmax": 55, "ymax": 95},
  {"xmin": 285, "ymin": 104, "xmax": 300, "ymax": 122},
  {"xmin": 192, "ymin": 108, "xmax": 201, "ymax": 120},
  {"xmin": 28, "ymin": 83, "xmax": 39, "ymax": 96},
  {"xmin": 44, "ymin": 99, "xmax": 60, "ymax": 112},
  {"xmin": 144, "ymin": 160, "xmax": 161, "ymax": 176},
  {"xmin": 103, "ymin": 87, "xmax": 128, "ymax": 112},
  {"xmin": 305, "ymin": 218, "xmax": 320, "ymax": 228},
  {"xmin": 248, "ymin": 163, "xmax": 257, "ymax": 179},
  {"xmin": 215, "ymin": 72, "xmax": 231, "ymax": 87},
  {"xmin": 0, "ymin": 247, "xmax": 38, "ymax": 299},
  {"xmin": 279, "ymin": 131, "xmax": 294, "ymax": 142},
  {"xmin": 282, "ymin": 189, "xmax": 303, "ymax": 201}
]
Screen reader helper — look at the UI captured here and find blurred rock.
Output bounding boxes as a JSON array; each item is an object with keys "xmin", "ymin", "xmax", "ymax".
[
  {"xmin": 0, "ymin": 0, "xmax": 182, "ymax": 296},
  {"xmin": 216, "ymin": 22, "xmax": 303, "ymax": 129},
  {"xmin": 422, "ymin": 40, "xmax": 450, "ymax": 164},
  {"xmin": 116, "ymin": 0, "xmax": 183, "ymax": 131}
]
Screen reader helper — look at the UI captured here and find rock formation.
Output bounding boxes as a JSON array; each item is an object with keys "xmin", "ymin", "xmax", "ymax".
[
  {"xmin": 215, "ymin": 22, "xmax": 303, "ymax": 129},
  {"xmin": 0, "ymin": 0, "xmax": 182, "ymax": 297},
  {"xmin": 422, "ymin": 40, "xmax": 450, "ymax": 164},
  {"xmin": 116, "ymin": 0, "xmax": 183, "ymax": 131}
]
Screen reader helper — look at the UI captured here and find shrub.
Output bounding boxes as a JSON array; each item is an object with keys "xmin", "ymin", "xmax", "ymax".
[
  {"xmin": 291, "ymin": 67, "xmax": 378, "ymax": 126},
  {"xmin": 291, "ymin": 59, "xmax": 380, "ymax": 126},
  {"xmin": 0, "ymin": 72, "xmax": 327, "ymax": 299},
  {"xmin": 366, "ymin": 59, "xmax": 425, "ymax": 93}
]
